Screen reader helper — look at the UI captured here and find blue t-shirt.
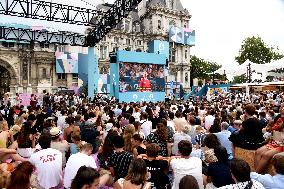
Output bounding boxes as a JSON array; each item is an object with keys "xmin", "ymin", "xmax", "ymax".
[{"xmin": 70, "ymin": 143, "xmax": 79, "ymax": 154}]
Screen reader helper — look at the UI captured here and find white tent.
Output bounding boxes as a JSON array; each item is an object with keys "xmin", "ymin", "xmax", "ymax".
[{"xmin": 215, "ymin": 58, "xmax": 284, "ymax": 81}]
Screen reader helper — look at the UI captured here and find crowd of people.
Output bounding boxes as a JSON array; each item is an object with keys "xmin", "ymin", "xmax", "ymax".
[{"xmin": 0, "ymin": 90, "xmax": 283, "ymax": 189}]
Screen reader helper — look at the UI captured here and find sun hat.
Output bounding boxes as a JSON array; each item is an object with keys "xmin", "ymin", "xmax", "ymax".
[{"xmin": 50, "ymin": 127, "xmax": 62, "ymax": 137}]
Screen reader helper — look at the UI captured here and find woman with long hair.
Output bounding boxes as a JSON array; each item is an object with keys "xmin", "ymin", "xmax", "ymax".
[
  {"xmin": 146, "ymin": 123, "xmax": 168, "ymax": 157},
  {"xmin": 179, "ymin": 175, "xmax": 200, "ymax": 189},
  {"xmin": 113, "ymin": 158, "xmax": 151, "ymax": 189},
  {"xmin": 209, "ymin": 117, "xmax": 221, "ymax": 133},
  {"xmin": 64, "ymin": 116, "xmax": 80, "ymax": 143},
  {"xmin": 7, "ymin": 161, "xmax": 35, "ymax": 189},
  {"xmin": 97, "ymin": 130, "xmax": 118, "ymax": 170},
  {"xmin": 123, "ymin": 124, "xmax": 136, "ymax": 154},
  {"xmin": 71, "ymin": 166, "xmax": 100, "ymax": 189}
]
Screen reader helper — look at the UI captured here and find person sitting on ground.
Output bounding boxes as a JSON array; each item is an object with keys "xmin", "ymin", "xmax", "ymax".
[
  {"xmin": 172, "ymin": 122, "xmax": 191, "ymax": 156},
  {"xmin": 113, "ymin": 158, "xmax": 151, "ymax": 189},
  {"xmin": 195, "ymin": 126, "xmax": 206, "ymax": 149},
  {"xmin": 132, "ymin": 134, "xmax": 146, "ymax": 155},
  {"xmin": 214, "ymin": 122, "xmax": 233, "ymax": 159},
  {"xmin": 228, "ymin": 120, "xmax": 242, "ymax": 134},
  {"xmin": 205, "ymin": 146, "xmax": 234, "ymax": 188},
  {"xmin": 142, "ymin": 143, "xmax": 170, "ymax": 189},
  {"xmin": 204, "ymin": 134, "xmax": 221, "ymax": 164},
  {"xmin": 29, "ymin": 133, "xmax": 63, "ymax": 189},
  {"xmin": 0, "ymin": 120, "xmax": 13, "ymax": 148},
  {"xmin": 50, "ymin": 127, "xmax": 69, "ymax": 167},
  {"xmin": 146, "ymin": 123, "xmax": 169, "ymax": 157},
  {"xmin": 6, "ymin": 161, "xmax": 34, "ymax": 189},
  {"xmin": 70, "ymin": 166, "xmax": 100, "ymax": 189},
  {"xmin": 229, "ymin": 104, "xmax": 265, "ymax": 150},
  {"xmin": 64, "ymin": 142, "xmax": 97, "ymax": 189},
  {"xmin": 255, "ymin": 108, "xmax": 284, "ymax": 173},
  {"xmin": 251, "ymin": 153, "xmax": 284, "ymax": 189},
  {"xmin": 218, "ymin": 158, "xmax": 265, "ymax": 189},
  {"xmin": 70, "ymin": 131, "xmax": 81, "ymax": 155},
  {"xmin": 108, "ymin": 135, "xmax": 133, "ymax": 181},
  {"xmin": 170, "ymin": 140, "xmax": 203, "ymax": 189},
  {"xmin": 179, "ymin": 175, "xmax": 200, "ymax": 189}
]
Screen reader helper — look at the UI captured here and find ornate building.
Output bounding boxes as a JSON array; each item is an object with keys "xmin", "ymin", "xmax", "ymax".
[{"xmin": 0, "ymin": 0, "xmax": 192, "ymax": 95}]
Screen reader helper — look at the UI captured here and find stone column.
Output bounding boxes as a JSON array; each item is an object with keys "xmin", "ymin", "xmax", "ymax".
[{"xmin": 66, "ymin": 73, "xmax": 73, "ymax": 89}]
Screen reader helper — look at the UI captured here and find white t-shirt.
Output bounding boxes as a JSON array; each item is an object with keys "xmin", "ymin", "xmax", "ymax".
[
  {"xmin": 63, "ymin": 152, "xmax": 97, "ymax": 189},
  {"xmin": 57, "ymin": 115, "xmax": 68, "ymax": 131},
  {"xmin": 204, "ymin": 115, "xmax": 215, "ymax": 130},
  {"xmin": 140, "ymin": 120, "xmax": 152, "ymax": 138},
  {"xmin": 171, "ymin": 157, "xmax": 203, "ymax": 189},
  {"xmin": 29, "ymin": 148, "xmax": 62, "ymax": 189}
]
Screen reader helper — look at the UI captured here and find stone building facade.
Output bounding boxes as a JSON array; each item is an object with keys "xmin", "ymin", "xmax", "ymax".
[{"xmin": 0, "ymin": 0, "xmax": 192, "ymax": 95}]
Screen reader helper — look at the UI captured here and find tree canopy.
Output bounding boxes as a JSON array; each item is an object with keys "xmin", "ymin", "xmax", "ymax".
[
  {"xmin": 233, "ymin": 74, "xmax": 247, "ymax": 84},
  {"xmin": 190, "ymin": 55, "xmax": 221, "ymax": 80},
  {"xmin": 235, "ymin": 36, "xmax": 283, "ymax": 64}
]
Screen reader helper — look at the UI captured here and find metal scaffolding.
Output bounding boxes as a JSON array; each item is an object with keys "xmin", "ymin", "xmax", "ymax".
[
  {"xmin": 0, "ymin": 0, "xmax": 142, "ymax": 46},
  {"xmin": 0, "ymin": 0, "xmax": 104, "ymax": 26}
]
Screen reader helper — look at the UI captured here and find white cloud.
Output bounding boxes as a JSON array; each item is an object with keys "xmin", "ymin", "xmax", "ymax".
[{"xmin": 181, "ymin": 0, "xmax": 284, "ymax": 67}]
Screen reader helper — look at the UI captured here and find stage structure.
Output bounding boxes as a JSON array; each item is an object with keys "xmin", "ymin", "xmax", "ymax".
[
  {"xmin": 0, "ymin": 0, "xmax": 143, "ymax": 46},
  {"xmin": 110, "ymin": 50, "xmax": 167, "ymax": 102},
  {"xmin": 0, "ymin": 0, "xmax": 142, "ymax": 98}
]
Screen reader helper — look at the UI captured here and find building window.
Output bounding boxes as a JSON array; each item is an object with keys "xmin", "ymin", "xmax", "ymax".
[
  {"xmin": 185, "ymin": 49, "xmax": 188, "ymax": 59},
  {"xmin": 126, "ymin": 39, "xmax": 131, "ymax": 45},
  {"xmin": 134, "ymin": 22, "xmax": 140, "ymax": 32},
  {"xmin": 22, "ymin": 58, "xmax": 28, "ymax": 80},
  {"xmin": 167, "ymin": 0, "xmax": 174, "ymax": 9},
  {"xmin": 42, "ymin": 68, "xmax": 47, "ymax": 78},
  {"xmin": 170, "ymin": 49, "xmax": 176, "ymax": 62},
  {"xmin": 40, "ymin": 42, "xmax": 49, "ymax": 48},
  {"xmin": 137, "ymin": 40, "xmax": 142, "ymax": 46},
  {"xmin": 113, "ymin": 47, "xmax": 119, "ymax": 52},
  {"xmin": 100, "ymin": 46, "xmax": 107, "ymax": 59},
  {"xmin": 114, "ymin": 37, "xmax": 119, "ymax": 43},
  {"xmin": 158, "ymin": 20, "xmax": 162, "ymax": 29},
  {"xmin": 2, "ymin": 41, "xmax": 15, "ymax": 47},
  {"xmin": 125, "ymin": 20, "xmax": 130, "ymax": 32},
  {"xmin": 72, "ymin": 73, "xmax": 78, "ymax": 80},
  {"xmin": 102, "ymin": 37, "xmax": 107, "ymax": 42},
  {"xmin": 57, "ymin": 73, "xmax": 66, "ymax": 80}
]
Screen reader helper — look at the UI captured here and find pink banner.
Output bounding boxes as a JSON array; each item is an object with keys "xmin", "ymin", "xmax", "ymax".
[{"xmin": 19, "ymin": 93, "xmax": 31, "ymax": 106}]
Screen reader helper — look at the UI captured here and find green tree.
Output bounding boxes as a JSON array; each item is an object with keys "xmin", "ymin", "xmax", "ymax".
[
  {"xmin": 235, "ymin": 36, "xmax": 283, "ymax": 64},
  {"xmin": 233, "ymin": 74, "xmax": 247, "ymax": 84},
  {"xmin": 190, "ymin": 55, "xmax": 221, "ymax": 81}
]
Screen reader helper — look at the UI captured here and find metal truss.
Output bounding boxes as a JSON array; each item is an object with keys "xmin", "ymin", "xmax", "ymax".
[
  {"xmin": 0, "ymin": 0, "xmax": 142, "ymax": 46},
  {"xmin": 0, "ymin": 0, "xmax": 104, "ymax": 26},
  {"xmin": 0, "ymin": 26, "xmax": 86, "ymax": 46},
  {"xmin": 86, "ymin": 0, "xmax": 143, "ymax": 46}
]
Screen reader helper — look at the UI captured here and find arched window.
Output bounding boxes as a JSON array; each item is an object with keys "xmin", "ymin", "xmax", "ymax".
[{"xmin": 158, "ymin": 20, "xmax": 162, "ymax": 29}]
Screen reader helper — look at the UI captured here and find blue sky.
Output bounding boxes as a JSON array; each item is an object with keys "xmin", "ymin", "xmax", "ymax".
[{"xmin": 1, "ymin": 0, "xmax": 284, "ymax": 67}]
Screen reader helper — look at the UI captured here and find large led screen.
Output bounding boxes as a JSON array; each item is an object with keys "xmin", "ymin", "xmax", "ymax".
[{"xmin": 119, "ymin": 62, "xmax": 165, "ymax": 92}]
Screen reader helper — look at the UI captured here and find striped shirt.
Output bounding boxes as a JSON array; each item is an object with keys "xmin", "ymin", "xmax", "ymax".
[{"xmin": 109, "ymin": 151, "xmax": 133, "ymax": 180}]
